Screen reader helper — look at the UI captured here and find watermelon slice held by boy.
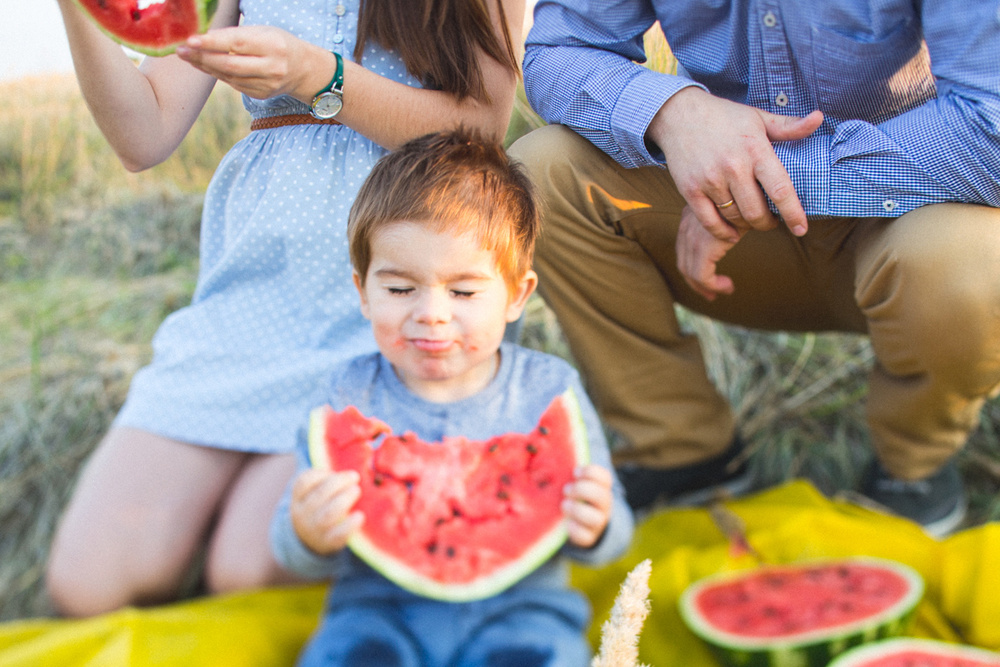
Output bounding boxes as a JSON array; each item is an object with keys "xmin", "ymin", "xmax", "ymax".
[{"xmin": 308, "ymin": 389, "xmax": 589, "ymax": 602}]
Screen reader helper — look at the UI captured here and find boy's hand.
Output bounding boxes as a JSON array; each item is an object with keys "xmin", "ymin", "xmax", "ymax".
[
  {"xmin": 562, "ymin": 465, "xmax": 613, "ymax": 549},
  {"xmin": 290, "ymin": 469, "xmax": 364, "ymax": 556}
]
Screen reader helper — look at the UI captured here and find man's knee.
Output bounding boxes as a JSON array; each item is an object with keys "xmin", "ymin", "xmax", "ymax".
[
  {"xmin": 509, "ymin": 124, "xmax": 586, "ymax": 171},
  {"xmin": 858, "ymin": 204, "xmax": 1000, "ymax": 382}
]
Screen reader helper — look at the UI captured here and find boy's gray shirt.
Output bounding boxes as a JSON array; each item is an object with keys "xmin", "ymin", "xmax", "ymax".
[{"xmin": 270, "ymin": 342, "xmax": 634, "ymax": 600}]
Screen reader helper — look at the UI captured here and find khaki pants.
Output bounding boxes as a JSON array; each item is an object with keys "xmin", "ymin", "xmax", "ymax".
[{"xmin": 509, "ymin": 125, "xmax": 1000, "ymax": 480}]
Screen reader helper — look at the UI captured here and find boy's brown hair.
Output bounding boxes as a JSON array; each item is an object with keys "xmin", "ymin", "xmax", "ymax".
[{"xmin": 348, "ymin": 128, "xmax": 540, "ymax": 293}]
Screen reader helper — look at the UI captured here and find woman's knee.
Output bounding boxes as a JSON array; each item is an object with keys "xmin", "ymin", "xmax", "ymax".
[
  {"xmin": 45, "ymin": 532, "xmax": 187, "ymax": 617},
  {"xmin": 45, "ymin": 428, "xmax": 244, "ymax": 615},
  {"xmin": 202, "ymin": 452, "xmax": 300, "ymax": 595},
  {"xmin": 201, "ymin": 548, "xmax": 294, "ymax": 595}
]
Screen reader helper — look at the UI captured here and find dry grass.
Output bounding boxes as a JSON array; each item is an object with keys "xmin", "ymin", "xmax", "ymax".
[
  {"xmin": 2, "ymin": 44, "xmax": 999, "ymax": 625},
  {"xmin": 0, "ymin": 73, "xmax": 241, "ymax": 620}
]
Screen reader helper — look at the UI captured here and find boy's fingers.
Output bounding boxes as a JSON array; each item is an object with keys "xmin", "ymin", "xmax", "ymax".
[
  {"xmin": 565, "ymin": 479, "xmax": 611, "ymax": 512},
  {"xmin": 291, "ymin": 469, "xmax": 329, "ymax": 499},
  {"xmin": 324, "ymin": 511, "xmax": 364, "ymax": 545},
  {"xmin": 564, "ymin": 499, "xmax": 605, "ymax": 528},
  {"xmin": 292, "ymin": 469, "xmax": 359, "ymax": 507},
  {"xmin": 565, "ymin": 465, "xmax": 613, "ymax": 510},
  {"xmin": 319, "ymin": 482, "xmax": 362, "ymax": 524}
]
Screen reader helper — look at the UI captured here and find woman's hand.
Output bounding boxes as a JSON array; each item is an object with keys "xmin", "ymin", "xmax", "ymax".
[
  {"xmin": 176, "ymin": 25, "xmax": 326, "ymax": 101},
  {"xmin": 290, "ymin": 469, "xmax": 364, "ymax": 556},
  {"xmin": 562, "ymin": 465, "xmax": 614, "ymax": 549}
]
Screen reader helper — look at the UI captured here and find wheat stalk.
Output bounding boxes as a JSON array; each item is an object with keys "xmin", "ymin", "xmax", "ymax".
[{"xmin": 591, "ymin": 559, "xmax": 653, "ymax": 667}]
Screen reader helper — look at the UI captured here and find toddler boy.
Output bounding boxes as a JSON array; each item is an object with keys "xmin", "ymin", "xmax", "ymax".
[{"xmin": 270, "ymin": 129, "xmax": 634, "ymax": 667}]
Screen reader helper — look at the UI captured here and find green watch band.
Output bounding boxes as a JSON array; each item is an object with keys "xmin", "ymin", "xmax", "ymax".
[{"xmin": 310, "ymin": 51, "xmax": 345, "ymax": 120}]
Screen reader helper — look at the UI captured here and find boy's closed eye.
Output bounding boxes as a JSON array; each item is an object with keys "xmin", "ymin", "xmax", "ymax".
[{"xmin": 387, "ymin": 287, "xmax": 414, "ymax": 295}]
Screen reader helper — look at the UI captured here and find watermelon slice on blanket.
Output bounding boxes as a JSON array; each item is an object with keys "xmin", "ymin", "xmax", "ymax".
[
  {"xmin": 828, "ymin": 639, "xmax": 1000, "ymax": 667},
  {"xmin": 308, "ymin": 389, "xmax": 589, "ymax": 602},
  {"xmin": 678, "ymin": 557, "xmax": 924, "ymax": 667},
  {"xmin": 74, "ymin": 0, "xmax": 219, "ymax": 56}
]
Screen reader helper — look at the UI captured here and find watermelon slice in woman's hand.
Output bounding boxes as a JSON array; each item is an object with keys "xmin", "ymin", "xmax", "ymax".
[{"xmin": 74, "ymin": 0, "xmax": 218, "ymax": 56}]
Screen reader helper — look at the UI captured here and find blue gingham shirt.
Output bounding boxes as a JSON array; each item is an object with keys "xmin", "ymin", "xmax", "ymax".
[{"xmin": 523, "ymin": 0, "xmax": 1000, "ymax": 218}]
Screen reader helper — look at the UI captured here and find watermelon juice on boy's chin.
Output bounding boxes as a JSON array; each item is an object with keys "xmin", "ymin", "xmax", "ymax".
[{"xmin": 352, "ymin": 221, "xmax": 536, "ymax": 404}]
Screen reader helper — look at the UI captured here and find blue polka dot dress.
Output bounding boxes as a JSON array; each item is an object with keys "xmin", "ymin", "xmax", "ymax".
[{"xmin": 113, "ymin": 0, "xmax": 418, "ymax": 453}]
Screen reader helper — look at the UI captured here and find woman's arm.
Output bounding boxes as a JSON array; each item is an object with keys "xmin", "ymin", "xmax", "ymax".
[
  {"xmin": 56, "ymin": 0, "xmax": 241, "ymax": 171},
  {"xmin": 176, "ymin": 0, "xmax": 525, "ymax": 149}
]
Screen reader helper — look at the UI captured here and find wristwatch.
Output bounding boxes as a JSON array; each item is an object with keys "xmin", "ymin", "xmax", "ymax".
[{"xmin": 310, "ymin": 51, "xmax": 344, "ymax": 120}]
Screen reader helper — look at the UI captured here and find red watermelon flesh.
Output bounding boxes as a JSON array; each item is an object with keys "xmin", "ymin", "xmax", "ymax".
[
  {"xmin": 828, "ymin": 639, "xmax": 1000, "ymax": 667},
  {"xmin": 75, "ymin": 0, "xmax": 218, "ymax": 56},
  {"xmin": 679, "ymin": 558, "xmax": 924, "ymax": 667},
  {"xmin": 695, "ymin": 562, "xmax": 910, "ymax": 636},
  {"xmin": 308, "ymin": 389, "xmax": 588, "ymax": 602},
  {"xmin": 862, "ymin": 651, "xmax": 999, "ymax": 667}
]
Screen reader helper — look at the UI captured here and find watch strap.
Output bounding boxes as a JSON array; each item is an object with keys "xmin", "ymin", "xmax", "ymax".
[{"xmin": 315, "ymin": 51, "xmax": 344, "ymax": 98}]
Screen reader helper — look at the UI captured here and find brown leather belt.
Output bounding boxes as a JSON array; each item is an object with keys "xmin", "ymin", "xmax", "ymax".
[{"xmin": 250, "ymin": 114, "xmax": 341, "ymax": 131}]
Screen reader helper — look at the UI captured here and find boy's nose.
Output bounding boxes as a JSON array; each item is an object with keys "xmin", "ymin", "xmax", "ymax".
[{"xmin": 414, "ymin": 289, "xmax": 451, "ymax": 324}]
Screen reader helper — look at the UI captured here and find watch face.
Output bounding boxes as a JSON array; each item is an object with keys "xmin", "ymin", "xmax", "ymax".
[{"xmin": 312, "ymin": 92, "xmax": 343, "ymax": 119}]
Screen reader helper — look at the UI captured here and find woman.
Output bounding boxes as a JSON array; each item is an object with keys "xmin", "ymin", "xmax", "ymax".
[{"xmin": 48, "ymin": 0, "xmax": 523, "ymax": 617}]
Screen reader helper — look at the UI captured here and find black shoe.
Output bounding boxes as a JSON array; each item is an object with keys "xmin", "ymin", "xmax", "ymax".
[
  {"xmin": 616, "ymin": 436, "xmax": 753, "ymax": 514},
  {"xmin": 859, "ymin": 459, "xmax": 967, "ymax": 538}
]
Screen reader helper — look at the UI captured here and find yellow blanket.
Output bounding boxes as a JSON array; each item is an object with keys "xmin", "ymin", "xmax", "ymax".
[{"xmin": 1, "ymin": 480, "xmax": 996, "ymax": 666}]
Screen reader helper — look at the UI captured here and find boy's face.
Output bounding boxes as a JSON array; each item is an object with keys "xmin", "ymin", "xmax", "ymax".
[{"xmin": 354, "ymin": 221, "xmax": 536, "ymax": 403}]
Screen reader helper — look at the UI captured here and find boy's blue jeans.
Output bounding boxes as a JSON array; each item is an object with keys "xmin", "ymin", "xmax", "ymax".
[{"xmin": 297, "ymin": 588, "xmax": 592, "ymax": 667}]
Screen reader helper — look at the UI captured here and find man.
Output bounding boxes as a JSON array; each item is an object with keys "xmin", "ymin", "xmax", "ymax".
[{"xmin": 509, "ymin": 1, "xmax": 1000, "ymax": 537}]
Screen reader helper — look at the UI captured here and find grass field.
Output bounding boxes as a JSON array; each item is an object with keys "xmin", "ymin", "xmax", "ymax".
[{"xmin": 1, "ymin": 45, "xmax": 998, "ymax": 622}]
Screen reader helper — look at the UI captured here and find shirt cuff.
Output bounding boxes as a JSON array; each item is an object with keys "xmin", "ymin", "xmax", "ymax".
[{"xmin": 612, "ymin": 69, "xmax": 707, "ymax": 169}]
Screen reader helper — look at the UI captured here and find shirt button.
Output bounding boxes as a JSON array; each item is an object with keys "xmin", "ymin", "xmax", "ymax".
[
  {"xmin": 775, "ymin": 92, "xmax": 789, "ymax": 107},
  {"xmin": 335, "ymin": 3, "xmax": 346, "ymax": 15},
  {"xmin": 883, "ymin": 199, "xmax": 898, "ymax": 213},
  {"xmin": 763, "ymin": 11, "xmax": 778, "ymax": 27},
  {"xmin": 333, "ymin": 33, "xmax": 344, "ymax": 44}
]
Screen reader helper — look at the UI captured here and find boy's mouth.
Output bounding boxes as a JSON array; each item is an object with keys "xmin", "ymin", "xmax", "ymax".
[{"xmin": 411, "ymin": 338, "xmax": 454, "ymax": 353}]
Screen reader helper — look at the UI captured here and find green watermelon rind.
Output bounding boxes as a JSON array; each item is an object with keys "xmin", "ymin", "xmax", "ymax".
[
  {"xmin": 827, "ymin": 639, "xmax": 1000, "ymax": 667},
  {"xmin": 307, "ymin": 406, "xmax": 333, "ymax": 471},
  {"xmin": 678, "ymin": 557, "xmax": 925, "ymax": 667},
  {"xmin": 308, "ymin": 387, "xmax": 590, "ymax": 603},
  {"xmin": 74, "ymin": 0, "xmax": 219, "ymax": 57}
]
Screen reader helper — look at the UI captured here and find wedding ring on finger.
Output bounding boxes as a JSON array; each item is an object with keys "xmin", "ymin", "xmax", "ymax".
[{"xmin": 716, "ymin": 199, "xmax": 736, "ymax": 210}]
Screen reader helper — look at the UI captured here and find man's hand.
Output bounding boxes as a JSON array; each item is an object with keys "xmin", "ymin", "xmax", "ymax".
[
  {"xmin": 290, "ymin": 469, "xmax": 364, "ymax": 556},
  {"xmin": 676, "ymin": 205, "xmax": 739, "ymax": 301},
  {"xmin": 648, "ymin": 87, "xmax": 823, "ymax": 242}
]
